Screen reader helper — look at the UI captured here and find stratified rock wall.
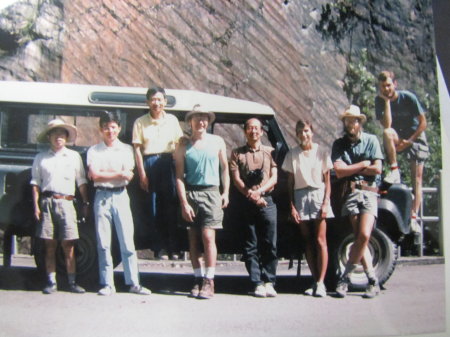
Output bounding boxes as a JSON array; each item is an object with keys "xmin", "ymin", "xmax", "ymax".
[
  {"xmin": 61, "ymin": 0, "xmax": 347, "ymax": 147},
  {"xmin": 0, "ymin": 0, "xmax": 437, "ymax": 148}
]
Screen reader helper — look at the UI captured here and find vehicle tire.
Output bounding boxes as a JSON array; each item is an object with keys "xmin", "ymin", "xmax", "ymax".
[
  {"xmin": 333, "ymin": 228, "xmax": 398, "ymax": 290},
  {"xmin": 33, "ymin": 225, "xmax": 99, "ymax": 287}
]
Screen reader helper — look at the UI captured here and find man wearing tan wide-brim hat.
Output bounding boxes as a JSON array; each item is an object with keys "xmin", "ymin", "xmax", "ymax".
[
  {"xmin": 331, "ymin": 104, "xmax": 384, "ymax": 299},
  {"xmin": 31, "ymin": 119, "xmax": 89, "ymax": 294},
  {"xmin": 37, "ymin": 119, "xmax": 77, "ymax": 143},
  {"xmin": 339, "ymin": 104, "xmax": 367, "ymax": 124}
]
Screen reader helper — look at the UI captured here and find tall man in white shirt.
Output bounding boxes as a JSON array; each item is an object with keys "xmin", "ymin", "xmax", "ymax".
[
  {"xmin": 87, "ymin": 111, "xmax": 151, "ymax": 296},
  {"xmin": 31, "ymin": 119, "xmax": 89, "ymax": 294}
]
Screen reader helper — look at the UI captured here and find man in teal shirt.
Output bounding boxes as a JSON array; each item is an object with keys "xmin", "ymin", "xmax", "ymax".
[{"xmin": 174, "ymin": 105, "xmax": 229, "ymax": 299}]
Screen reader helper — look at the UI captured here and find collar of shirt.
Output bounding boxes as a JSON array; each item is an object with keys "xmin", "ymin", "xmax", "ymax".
[
  {"xmin": 245, "ymin": 143, "xmax": 262, "ymax": 153},
  {"xmin": 101, "ymin": 139, "xmax": 123, "ymax": 149},
  {"xmin": 148, "ymin": 111, "xmax": 167, "ymax": 125},
  {"xmin": 48, "ymin": 146, "xmax": 70, "ymax": 156}
]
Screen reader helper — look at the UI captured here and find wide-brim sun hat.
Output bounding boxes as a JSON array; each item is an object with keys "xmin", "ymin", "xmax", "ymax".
[
  {"xmin": 185, "ymin": 104, "xmax": 215, "ymax": 124},
  {"xmin": 339, "ymin": 104, "xmax": 367, "ymax": 123},
  {"xmin": 37, "ymin": 119, "xmax": 77, "ymax": 143}
]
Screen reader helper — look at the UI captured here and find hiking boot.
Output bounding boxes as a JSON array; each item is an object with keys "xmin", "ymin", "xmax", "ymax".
[
  {"xmin": 69, "ymin": 283, "xmax": 86, "ymax": 294},
  {"xmin": 253, "ymin": 284, "xmax": 267, "ymax": 298},
  {"xmin": 335, "ymin": 277, "xmax": 350, "ymax": 298},
  {"xmin": 197, "ymin": 278, "xmax": 214, "ymax": 299},
  {"xmin": 129, "ymin": 285, "xmax": 152, "ymax": 295},
  {"xmin": 363, "ymin": 279, "xmax": 380, "ymax": 299},
  {"xmin": 42, "ymin": 282, "xmax": 57, "ymax": 295},
  {"xmin": 384, "ymin": 169, "xmax": 401, "ymax": 184},
  {"xmin": 98, "ymin": 285, "xmax": 116, "ymax": 296},
  {"xmin": 314, "ymin": 282, "xmax": 327, "ymax": 298},
  {"xmin": 189, "ymin": 277, "xmax": 203, "ymax": 298},
  {"xmin": 264, "ymin": 282, "xmax": 277, "ymax": 298}
]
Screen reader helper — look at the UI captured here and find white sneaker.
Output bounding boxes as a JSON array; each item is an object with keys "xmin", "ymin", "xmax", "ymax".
[
  {"xmin": 314, "ymin": 282, "xmax": 327, "ymax": 298},
  {"xmin": 384, "ymin": 169, "xmax": 401, "ymax": 184},
  {"xmin": 98, "ymin": 285, "xmax": 116, "ymax": 296},
  {"xmin": 265, "ymin": 282, "xmax": 277, "ymax": 297},
  {"xmin": 129, "ymin": 285, "xmax": 152, "ymax": 295},
  {"xmin": 410, "ymin": 217, "xmax": 421, "ymax": 234},
  {"xmin": 304, "ymin": 283, "xmax": 316, "ymax": 296},
  {"xmin": 253, "ymin": 284, "xmax": 267, "ymax": 298}
]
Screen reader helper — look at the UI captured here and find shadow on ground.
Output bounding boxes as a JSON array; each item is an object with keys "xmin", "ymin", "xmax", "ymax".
[{"xmin": 0, "ymin": 265, "xmax": 310, "ymax": 295}]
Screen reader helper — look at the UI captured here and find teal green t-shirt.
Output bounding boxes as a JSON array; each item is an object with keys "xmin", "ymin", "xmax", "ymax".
[{"xmin": 185, "ymin": 134, "xmax": 221, "ymax": 186}]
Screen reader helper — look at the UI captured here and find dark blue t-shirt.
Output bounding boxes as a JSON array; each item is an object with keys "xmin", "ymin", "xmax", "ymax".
[
  {"xmin": 331, "ymin": 132, "xmax": 384, "ymax": 184},
  {"xmin": 375, "ymin": 90, "xmax": 426, "ymax": 140}
]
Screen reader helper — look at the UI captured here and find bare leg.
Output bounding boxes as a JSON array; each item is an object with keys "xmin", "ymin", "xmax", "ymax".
[
  {"xmin": 298, "ymin": 221, "xmax": 318, "ymax": 281},
  {"xmin": 201, "ymin": 228, "xmax": 217, "ymax": 269},
  {"xmin": 44, "ymin": 239, "xmax": 58, "ymax": 274},
  {"xmin": 348, "ymin": 213, "xmax": 375, "ymax": 267},
  {"xmin": 188, "ymin": 227, "xmax": 203, "ymax": 269},
  {"xmin": 61, "ymin": 240, "xmax": 76, "ymax": 274},
  {"xmin": 314, "ymin": 218, "xmax": 328, "ymax": 283},
  {"xmin": 411, "ymin": 161, "xmax": 424, "ymax": 216},
  {"xmin": 383, "ymin": 128, "xmax": 399, "ymax": 166}
]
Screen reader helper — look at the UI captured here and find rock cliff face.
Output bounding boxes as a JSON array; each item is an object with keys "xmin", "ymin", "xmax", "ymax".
[{"xmin": 0, "ymin": 0, "xmax": 437, "ymax": 148}]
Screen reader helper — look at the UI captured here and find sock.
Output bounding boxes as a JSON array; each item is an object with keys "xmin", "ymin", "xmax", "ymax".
[
  {"xmin": 343, "ymin": 263, "xmax": 358, "ymax": 278},
  {"xmin": 205, "ymin": 267, "xmax": 215, "ymax": 279},
  {"xmin": 48, "ymin": 272, "xmax": 56, "ymax": 284},
  {"xmin": 390, "ymin": 163, "xmax": 398, "ymax": 170},
  {"xmin": 68, "ymin": 273, "xmax": 76, "ymax": 285},
  {"xmin": 364, "ymin": 268, "xmax": 376, "ymax": 282},
  {"xmin": 193, "ymin": 268, "xmax": 203, "ymax": 278}
]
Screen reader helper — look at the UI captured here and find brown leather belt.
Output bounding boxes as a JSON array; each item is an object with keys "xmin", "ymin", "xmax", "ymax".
[
  {"xmin": 41, "ymin": 191, "xmax": 75, "ymax": 201},
  {"xmin": 350, "ymin": 181, "xmax": 378, "ymax": 193}
]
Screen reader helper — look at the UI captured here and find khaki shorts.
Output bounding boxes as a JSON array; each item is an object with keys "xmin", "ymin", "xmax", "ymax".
[
  {"xmin": 294, "ymin": 186, "xmax": 334, "ymax": 220},
  {"xmin": 341, "ymin": 189, "xmax": 378, "ymax": 218},
  {"xmin": 36, "ymin": 197, "xmax": 79, "ymax": 240},
  {"xmin": 185, "ymin": 187, "xmax": 223, "ymax": 229}
]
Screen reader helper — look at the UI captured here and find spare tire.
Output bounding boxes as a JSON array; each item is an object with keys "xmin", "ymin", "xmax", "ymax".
[{"xmin": 333, "ymin": 227, "xmax": 398, "ymax": 290}]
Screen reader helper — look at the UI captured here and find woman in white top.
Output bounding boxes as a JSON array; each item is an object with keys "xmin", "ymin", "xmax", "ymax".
[{"xmin": 282, "ymin": 119, "xmax": 334, "ymax": 297}]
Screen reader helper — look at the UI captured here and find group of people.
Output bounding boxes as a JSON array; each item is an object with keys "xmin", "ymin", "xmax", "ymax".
[{"xmin": 30, "ymin": 70, "xmax": 428, "ymax": 299}]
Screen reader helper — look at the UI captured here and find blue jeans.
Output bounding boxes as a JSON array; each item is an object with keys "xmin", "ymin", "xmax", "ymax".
[
  {"xmin": 94, "ymin": 189, "xmax": 139, "ymax": 287},
  {"xmin": 242, "ymin": 196, "xmax": 278, "ymax": 285},
  {"xmin": 143, "ymin": 153, "xmax": 179, "ymax": 254}
]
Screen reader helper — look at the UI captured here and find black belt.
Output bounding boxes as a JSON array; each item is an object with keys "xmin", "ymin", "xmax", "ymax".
[
  {"xmin": 186, "ymin": 185, "xmax": 219, "ymax": 192},
  {"xmin": 144, "ymin": 153, "xmax": 172, "ymax": 158},
  {"xmin": 41, "ymin": 191, "xmax": 75, "ymax": 201},
  {"xmin": 96, "ymin": 186, "xmax": 126, "ymax": 192}
]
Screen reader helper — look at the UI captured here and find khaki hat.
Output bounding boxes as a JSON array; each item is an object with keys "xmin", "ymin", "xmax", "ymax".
[
  {"xmin": 185, "ymin": 104, "xmax": 215, "ymax": 124},
  {"xmin": 37, "ymin": 119, "xmax": 77, "ymax": 143},
  {"xmin": 339, "ymin": 105, "xmax": 367, "ymax": 123}
]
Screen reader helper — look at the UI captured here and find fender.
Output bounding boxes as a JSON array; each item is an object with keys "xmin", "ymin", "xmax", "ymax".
[{"xmin": 378, "ymin": 183, "xmax": 413, "ymax": 237}]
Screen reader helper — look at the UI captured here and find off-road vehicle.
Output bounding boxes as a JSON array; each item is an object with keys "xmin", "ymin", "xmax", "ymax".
[{"xmin": 0, "ymin": 81, "xmax": 412, "ymax": 289}]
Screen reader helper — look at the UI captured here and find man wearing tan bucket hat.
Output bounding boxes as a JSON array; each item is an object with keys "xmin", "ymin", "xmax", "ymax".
[
  {"xmin": 331, "ymin": 105, "xmax": 384, "ymax": 299},
  {"xmin": 31, "ymin": 119, "xmax": 89, "ymax": 294},
  {"xmin": 174, "ymin": 104, "xmax": 229, "ymax": 299}
]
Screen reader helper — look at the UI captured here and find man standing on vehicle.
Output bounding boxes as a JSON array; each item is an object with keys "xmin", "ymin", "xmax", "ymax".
[
  {"xmin": 230, "ymin": 118, "xmax": 278, "ymax": 298},
  {"xmin": 87, "ymin": 111, "xmax": 151, "ymax": 296},
  {"xmin": 174, "ymin": 105, "xmax": 229, "ymax": 299},
  {"xmin": 31, "ymin": 119, "xmax": 89, "ymax": 294},
  {"xmin": 375, "ymin": 70, "xmax": 429, "ymax": 235},
  {"xmin": 331, "ymin": 105, "xmax": 384, "ymax": 299},
  {"xmin": 132, "ymin": 86, "xmax": 184, "ymax": 260}
]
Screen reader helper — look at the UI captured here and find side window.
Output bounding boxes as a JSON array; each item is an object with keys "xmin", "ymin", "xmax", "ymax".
[
  {"xmin": 0, "ymin": 107, "xmax": 109, "ymax": 150},
  {"xmin": 28, "ymin": 114, "xmax": 102, "ymax": 148}
]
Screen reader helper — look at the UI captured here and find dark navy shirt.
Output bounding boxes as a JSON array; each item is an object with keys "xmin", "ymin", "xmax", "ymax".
[
  {"xmin": 375, "ymin": 90, "xmax": 426, "ymax": 140},
  {"xmin": 331, "ymin": 132, "xmax": 384, "ymax": 184}
]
